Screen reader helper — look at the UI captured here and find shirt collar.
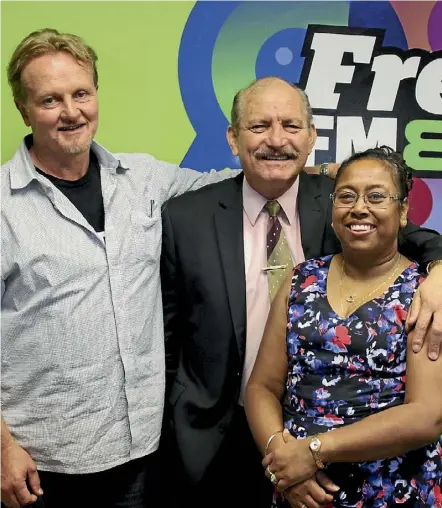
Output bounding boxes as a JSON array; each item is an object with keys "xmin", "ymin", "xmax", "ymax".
[
  {"xmin": 242, "ymin": 175, "xmax": 300, "ymax": 226},
  {"xmin": 9, "ymin": 135, "xmax": 129, "ymax": 190}
]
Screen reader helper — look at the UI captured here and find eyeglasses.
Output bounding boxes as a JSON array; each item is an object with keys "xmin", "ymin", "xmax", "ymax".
[{"xmin": 330, "ymin": 191, "xmax": 403, "ymax": 209}]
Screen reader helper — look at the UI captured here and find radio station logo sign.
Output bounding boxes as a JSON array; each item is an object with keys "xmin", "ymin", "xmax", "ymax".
[{"xmin": 301, "ymin": 25, "xmax": 441, "ymax": 178}]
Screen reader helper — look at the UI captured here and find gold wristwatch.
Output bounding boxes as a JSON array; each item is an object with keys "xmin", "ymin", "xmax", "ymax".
[
  {"xmin": 427, "ymin": 260, "xmax": 442, "ymax": 274},
  {"xmin": 308, "ymin": 435, "xmax": 325, "ymax": 469},
  {"xmin": 319, "ymin": 162, "xmax": 329, "ymax": 177}
]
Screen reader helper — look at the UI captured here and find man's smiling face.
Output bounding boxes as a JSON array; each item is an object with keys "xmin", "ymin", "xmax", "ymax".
[
  {"xmin": 227, "ymin": 78, "xmax": 316, "ymax": 199},
  {"xmin": 18, "ymin": 51, "xmax": 99, "ymax": 157}
]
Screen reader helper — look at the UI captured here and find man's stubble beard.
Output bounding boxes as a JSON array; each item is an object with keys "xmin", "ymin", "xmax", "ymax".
[{"xmin": 60, "ymin": 136, "xmax": 93, "ymax": 155}]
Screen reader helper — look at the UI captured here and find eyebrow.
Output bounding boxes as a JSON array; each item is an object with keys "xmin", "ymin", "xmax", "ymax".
[
  {"xmin": 336, "ymin": 183, "xmax": 391, "ymax": 192},
  {"xmin": 246, "ymin": 117, "xmax": 304, "ymax": 125}
]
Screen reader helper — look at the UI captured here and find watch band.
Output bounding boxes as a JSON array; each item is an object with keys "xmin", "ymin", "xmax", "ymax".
[
  {"xmin": 427, "ymin": 260, "xmax": 442, "ymax": 274},
  {"xmin": 308, "ymin": 434, "xmax": 325, "ymax": 469},
  {"xmin": 320, "ymin": 162, "xmax": 329, "ymax": 177}
]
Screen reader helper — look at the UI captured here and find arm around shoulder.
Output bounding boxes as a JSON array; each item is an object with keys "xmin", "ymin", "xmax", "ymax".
[
  {"xmin": 165, "ymin": 163, "xmax": 241, "ymax": 201},
  {"xmin": 399, "ymin": 220, "xmax": 442, "ymax": 266}
]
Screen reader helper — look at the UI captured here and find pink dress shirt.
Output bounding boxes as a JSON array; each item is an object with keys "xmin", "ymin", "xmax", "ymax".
[{"xmin": 239, "ymin": 176, "xmax": 305, "ymax": 404}]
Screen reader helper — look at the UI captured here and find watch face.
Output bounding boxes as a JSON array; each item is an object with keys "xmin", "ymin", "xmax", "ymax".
[{"xmin": 310, "ymin": 439, "xmax": 320, "ymax": 451}]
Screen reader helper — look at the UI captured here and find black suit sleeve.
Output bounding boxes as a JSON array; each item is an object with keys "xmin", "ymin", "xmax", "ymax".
[
  {"xmin": 160, "ymin": 205, "xmax": 182, "ymax": 395},
  {"xmin": 398, "ymin": 220, "xmax": 442, "ymax": 267}
]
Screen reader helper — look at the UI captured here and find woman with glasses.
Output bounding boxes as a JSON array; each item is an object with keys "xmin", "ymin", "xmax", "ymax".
[{"xmin": 244, "ymin": 146, "xmax": 442, "ymax": 507}]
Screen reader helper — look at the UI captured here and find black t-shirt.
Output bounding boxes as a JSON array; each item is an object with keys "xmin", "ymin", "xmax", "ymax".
[{"xmin": 36, "ymin": 152, "xmax": 105, "ymax": 233}]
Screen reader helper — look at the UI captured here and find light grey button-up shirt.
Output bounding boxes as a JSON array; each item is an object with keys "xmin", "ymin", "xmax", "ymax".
[{"xmin": 1, "ymin": 138, "xmax": 237, "ymax": 474}]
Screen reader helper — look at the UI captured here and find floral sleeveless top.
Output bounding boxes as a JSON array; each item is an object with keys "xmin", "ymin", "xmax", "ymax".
[{"xmin": 278, "ymin": 256, "xmax": 442, "ymax": 507}]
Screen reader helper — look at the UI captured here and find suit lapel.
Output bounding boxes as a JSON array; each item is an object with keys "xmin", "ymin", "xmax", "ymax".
[
  {"xmin": 214, "ymin": 174, "xmax": 247, "ymax": 361},
  {"xmin": 298, "ymin": 172, "xmax": 326, "ymax": 260}
]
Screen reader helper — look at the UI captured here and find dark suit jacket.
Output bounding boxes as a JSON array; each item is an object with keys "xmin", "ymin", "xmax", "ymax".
[{"xmin": 160, "ymin": 172, "xmax": 442, "ymax": 483}]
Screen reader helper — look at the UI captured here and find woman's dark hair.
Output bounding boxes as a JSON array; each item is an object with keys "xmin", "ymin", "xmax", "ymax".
[{"xmin": 334, "ymin": 146, "xmax": 414, "ymax": 199}]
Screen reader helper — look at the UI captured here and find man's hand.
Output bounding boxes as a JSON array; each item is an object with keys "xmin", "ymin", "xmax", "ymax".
[
  {"xmin": 406, "ymin": 265, "xmax": 442, "ymax": 360},
  {"xmin": 283, "ymin": 471, "xmax": 339, "ymax": 508},
  {"xmin": 326, "ymin": 163, "xmax": 340, "ymax": 179},
  {"xmin": 1, "ymin": 440, "xmax": 42, "ymax": 508}
]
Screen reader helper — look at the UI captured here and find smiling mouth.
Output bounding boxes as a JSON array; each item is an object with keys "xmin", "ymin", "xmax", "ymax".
[
  {"xmin": 57, "ymin": 124, "xmax": 86, "ymax": 132},
  {"xmin": 346, "ymin": 224, "xmax": 376, "ymax": 232},
  {"xmin": 257, "ymin": 154, "xmax": 297, "ymax": 161}
]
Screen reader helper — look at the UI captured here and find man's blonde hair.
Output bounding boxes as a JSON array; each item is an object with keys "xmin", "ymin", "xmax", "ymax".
[{"xmin": 7, "ymin": 28, "xmax": 98, "ymax": 103}]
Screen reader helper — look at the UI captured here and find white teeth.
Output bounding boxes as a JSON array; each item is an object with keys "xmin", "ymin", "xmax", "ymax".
[
  {"xmin": 350, "ymin": 224, "xmax": 373, "ymax": 231},
  {"xmin": 59, "ymin": 125, "xmax": 82, "ymax": 131}
]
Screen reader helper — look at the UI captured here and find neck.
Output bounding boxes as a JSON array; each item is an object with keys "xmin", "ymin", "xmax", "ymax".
[
  {"xmin": 247, "ymin": 176, "xmax": 297, "ymax": 200},
  {"xmin": 30, "ymin": 144, "xmax": 90, "ymax": 181},
  {"xmin": 341, "ymin": 247, "xmax": 400, "ymax": 282}
]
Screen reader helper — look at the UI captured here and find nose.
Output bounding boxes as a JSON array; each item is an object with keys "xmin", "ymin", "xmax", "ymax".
[
  {"xmin": 351, "ymin": 195, "xmax": 369, "ymax": 215},
  {"xmin": 266, "ymin": 123, "xmax": 287, "ymax": 149},
  {"xmin": 60, "ymin": 98, "xmax": 81, "ymax": 121}
]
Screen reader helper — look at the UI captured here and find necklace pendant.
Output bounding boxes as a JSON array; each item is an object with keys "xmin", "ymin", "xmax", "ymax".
[{"xmin": 346, "ymin": 295, "xmax": 355, "ymax": 304}]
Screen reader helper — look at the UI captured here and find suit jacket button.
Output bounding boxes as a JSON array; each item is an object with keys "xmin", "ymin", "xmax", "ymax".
[{"xmin": 219, "ymin": 423, "xmax": 227, "ymax": 434}]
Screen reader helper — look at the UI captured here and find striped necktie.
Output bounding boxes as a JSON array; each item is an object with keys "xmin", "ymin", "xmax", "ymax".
[{"xmin": 265, "ymin": 200, "xmax": 293, "ymax": 302}]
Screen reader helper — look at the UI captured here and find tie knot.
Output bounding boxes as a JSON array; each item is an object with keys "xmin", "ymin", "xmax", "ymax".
[{"xmin": 265, "ymin": 200, "xmax": 281, "ymax": 218}]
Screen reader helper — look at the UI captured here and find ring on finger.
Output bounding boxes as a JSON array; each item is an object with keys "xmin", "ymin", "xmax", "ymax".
[
  {"xmin": 266, "ymin": 466, "xmax": 278, "ymax": 486},
  {"xmin": 270, "ymin": 472, "xmax": 278, "ymax": 486}
]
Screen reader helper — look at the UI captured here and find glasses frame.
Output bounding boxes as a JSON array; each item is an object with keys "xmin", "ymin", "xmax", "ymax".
[{"xmin": 330, "ymin": 191, "xmax": 404, "ymax": 209}]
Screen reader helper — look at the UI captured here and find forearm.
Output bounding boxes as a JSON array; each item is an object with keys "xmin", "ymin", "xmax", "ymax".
[
  {"xmin": 244, "ymin": 384, "xmax": 285, "ymax": 456},
  {"xmin": 303, "ymin": 163, "xmax": 340, "ymax": 178},
  {"xmin": 170, "ymin": 167, "xmax": 241, "ymax": 199},
  {"xmin": 321, "ymin": 402, "xmax": 441, "ymax": 464}
]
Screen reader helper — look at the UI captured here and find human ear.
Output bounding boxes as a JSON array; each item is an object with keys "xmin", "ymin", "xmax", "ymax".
[{"xmin": 226, "ymin": 126, "xmax": 239, "ymax": 156}]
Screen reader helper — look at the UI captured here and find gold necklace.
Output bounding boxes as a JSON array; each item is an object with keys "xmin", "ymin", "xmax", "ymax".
[{"xmin": 339, "ymin": 254, "xmax": 402, "ymax": 316}]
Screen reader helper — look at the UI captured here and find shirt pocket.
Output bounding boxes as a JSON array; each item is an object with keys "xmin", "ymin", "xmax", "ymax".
[{"xmin": 129, "ymin": 210, "xmax": 161, "ymax": 264}]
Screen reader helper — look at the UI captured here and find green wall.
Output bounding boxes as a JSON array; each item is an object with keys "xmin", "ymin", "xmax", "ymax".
[{"xmin": 1, "ymin": 1, "xmax": 196, "ymax": 164}]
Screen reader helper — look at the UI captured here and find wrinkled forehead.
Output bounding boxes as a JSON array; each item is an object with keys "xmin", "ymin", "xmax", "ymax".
[
  {"xmin": 22, "ymin": 52, "xmax": 94, "ymax": 93},
  {"xmin": 242, "ymin": 85, "xmax": 307, "ymax": 122}
]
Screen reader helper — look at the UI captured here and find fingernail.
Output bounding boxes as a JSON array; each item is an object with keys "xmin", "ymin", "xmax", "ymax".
[
  {"xmin": 412, "ymin": 344, "xmax": 420, "ymax": 353},
  {"xmin": 430, "ymin": 352, "xmax": 438, "ymax": 361},
  {"xmin": 38, "ymin": 488, "xmax": 44, "ymax": 495}
]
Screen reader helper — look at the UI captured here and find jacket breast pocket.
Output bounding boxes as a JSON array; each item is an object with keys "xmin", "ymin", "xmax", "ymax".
[{"xmin": 129, "ymin": 211, "xmax": 161, "ymax": 263}]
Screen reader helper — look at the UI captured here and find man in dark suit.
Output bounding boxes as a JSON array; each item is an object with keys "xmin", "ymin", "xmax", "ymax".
[{"xmin": 160, "ymin": 77, "xmax": 442, "ymax": 508}]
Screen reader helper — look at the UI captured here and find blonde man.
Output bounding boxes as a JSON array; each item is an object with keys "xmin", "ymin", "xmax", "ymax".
[{"xmin": 1, "ymin": 28, "xmax": 239, "ymax": 508}]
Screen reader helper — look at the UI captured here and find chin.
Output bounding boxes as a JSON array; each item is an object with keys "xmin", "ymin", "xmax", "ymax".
[
  {"xmin": 61, "ymin": 140, "xmax": 93, "ymax": 155},
  {"xmin": 261, "ymin": 165, "xmax": 300, "ymax": 180}
]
